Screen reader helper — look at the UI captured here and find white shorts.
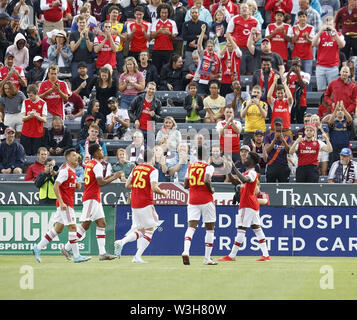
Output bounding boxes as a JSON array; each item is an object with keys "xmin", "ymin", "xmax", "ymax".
[
  {"xmin": 132, "ymin": 205, "xmax": 159, "ymax": 229},
  {"xmin": 187, "ymin": 202, "xmax": 216, "ymax": 223},
  {"xmin": 318, "ymin": 151, "xmax": 329, "ymax": 162},
  {"xmin": 237, "ymin": 207, "xmax": 261, "ymax": 228},
  {"xmin": 80, "ymin": 199, "xmax": 105, "ymax": 222},
  {"xmin": 53, "ymin": 206, "xmax": 76, "ymax": 226},
  {"xmin": 4, "ymin": 113, "xmax": 23, "ymax": 132}
]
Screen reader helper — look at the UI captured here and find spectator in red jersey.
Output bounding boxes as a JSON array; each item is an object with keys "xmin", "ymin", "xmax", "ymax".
[
  {"xmin": 38, "ymin": 64, "xmax": 69, "ymax": 128},
  {"xmin": 150, "ymin": 3, "xmax": 178, "ymax": 74},
  {"xmin": 25, "ymin": 147, "xmax": 48, "ymax": 181},
  {"xmin": 40, "ymin": 0, "xmax": 68, "ymax": 35},
  {"xmin": 211, "ymin": 0, "xmax": 239, "ymax": 22},
  {"xmin": 126, "ymin": 6, "xmax": 151, "ymax": 62},
  {"xmin": 94, "ymin": 20, "xmax": 120, "ymax": 70},
  {"xmin": 312, "ymin": 16, "xmax": 346, "ymax": 92},
  {"xmin": 317, "ymin": 94, "xmax": 331, "ymax": 122},
  {"xmin": 335, "ymin": 0, "xmax": 357, "ymax": 59},
  {"xmin": 289, "ymin": 123, "xmax": 332, "ymax": 183},
  {"xmin": 265, "ymin": 0, "xmax": 293, "ymax": 24},
  {"xmin": 324, "ymin": 66, "xmax": 357, "ymax": 116},
  {"xmin": 20, "ymin": 84, "xmax": 47, "ymax": 155},
  {"xmin": 0, "ymin": 52, "xmax": 27, "ymax": 91},
  {"xmin": 288, "ymin": 10, "xmax": 315, "ymax": 75},
  {"xmin": 284, "ymin": 57, "xmax": 310, "ymax": 124},
  {"xmin": 264, "ymin": 9, "xmax": 292, "ymax": 65},
  {"xmin": 227, "ymin": 2, "xmax": 260, "ymax": 75}
]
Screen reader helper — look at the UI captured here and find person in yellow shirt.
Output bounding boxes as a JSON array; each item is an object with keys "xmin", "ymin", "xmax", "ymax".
[{"xmin": 240, "ymin": 85, "xmax": 268, "ymax": 145}]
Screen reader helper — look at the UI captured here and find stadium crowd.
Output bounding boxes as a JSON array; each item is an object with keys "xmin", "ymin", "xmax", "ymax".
[{"xmin": 0, "ymin": 0, "xmax": 357, "ymax": 185}]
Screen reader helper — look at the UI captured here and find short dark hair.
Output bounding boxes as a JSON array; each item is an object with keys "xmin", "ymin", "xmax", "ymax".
[
  {"xmin": 64, "ymin": 148, "xmax": 76, "ymax": 158},
  {"xmin": 188, "ymin": 82, "xmax": 198, "ymax": 89},
  {"xmin": 144, "ymin": 149, "xmax": 154, "ymax": 162},
  {"xmin": 108, "ymin": 5, "xmax": 120, "ymax": 14},
  {"xmin": 89, "ymin": 143, "xmax": 101, "ymax": 157},
  {"xmin": 249, "ymin": 152, "xmax": 260, "ymax": 165},
  {"xmin": 45, "ymin": 158, "xmax": 54, "ymax": 165},
  {"xmin": 297, "ymin": 10, "xmax": 307, "ymax": 17},
  {"xmin": 276, "ymin": 84, "xmax": 285, "ymax": 91},
  {"xmin": 208, "ymin": 79, "xmax": 220, "ymax": 89},
  {"xmin": 134, "ymin": 5, "xmax": 145, "ymax": 14},
  {"xmin": 261, "ymin": 56, "xmax": 272, "ymax": 63}
]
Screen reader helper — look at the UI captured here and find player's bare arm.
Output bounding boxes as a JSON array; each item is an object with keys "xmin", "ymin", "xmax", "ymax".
[
  {"xmin": 151, "ymin": 182, "xmax": 168, "ymax": 197},
  {"xmin": 183, "ymin": 178, "xmax": 189, "ymax": 190},
  {"xmin": 97, "ymin": 171, "xmax": 121, "ymax": 186},
  {"xmin": 231, "ymin": 161, "xmax": 251, "ymax": 183}
]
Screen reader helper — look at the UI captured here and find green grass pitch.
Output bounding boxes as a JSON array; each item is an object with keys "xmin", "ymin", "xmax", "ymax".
[{"xmin": 1, "ymin": 255, "xmax": 357, "ymax": 300}]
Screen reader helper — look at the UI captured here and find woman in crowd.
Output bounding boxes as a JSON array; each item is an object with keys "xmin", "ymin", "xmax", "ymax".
[{"xmin": 156, "ymin": 116, "xmax": 182, "ymax": 153}]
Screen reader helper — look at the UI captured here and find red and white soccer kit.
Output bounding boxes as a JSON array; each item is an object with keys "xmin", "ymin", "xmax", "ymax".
[
  {"xmin": 270, "ymin": 98, "xmax": 292, "ymax": 130},
  {"xmin": 289, "ymin": 24, "xmax": 315, "ymax": 60},
  {"xmin": 151, "ymin": 19, "xmax": 178, "ymax": 51},
  {"xmin": 316, "ymin": 31, "xmax": 343, "ymax": 68},
  {"xmin": 21, "ymin": 98, "xmax": 47, "ymax": 138},
  {"xmin": 53, "ymin": 164, "xmax": 77, "ymax": 226},
  {"xmin": 185, "ymin": 162, "xmax": 215, "ymax": 223},
  {"xmin": 216, "ymin": 119, "xmax": 242, "ymax": 154},
  {"xmin": 227, "ymin": 15, "xmax": 260, "ymax": 49},
  {"xmin": 283, "ymin": 71, "xmax": 310, "ymax": 108},
  {"xmin": 80, "ymin": 159, "xmax": 105, "ymax": 222},
  {"xmin": 0, "ymin": 66, "xmax": 25, "ymax": 90},
  {"xmin": 297, "ymin": 140, "xmax": 326, "ymax": 167},
  {"xmin": 127, "ymin": 21, "xmax": 151, "ymax": 52},
  {"xmin": 265, "ymin": 23, "xmax": 292, "ymax": 61},
  {"xmin": 94, "ymin": 35, "xmax": 120, "ymax": 69},
  {"xmin": 219, "ymin": 48, "xmax": 242, "ymax": 84}
]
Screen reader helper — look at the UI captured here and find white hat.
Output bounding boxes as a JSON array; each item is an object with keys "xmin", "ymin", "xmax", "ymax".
[
  {"xmin": 46, "ymin": 29, "xmax": 60, "ymax": 39},
  {"xmin": 33, "ymin": 56, "xmax": 43, "ymax": 62}
]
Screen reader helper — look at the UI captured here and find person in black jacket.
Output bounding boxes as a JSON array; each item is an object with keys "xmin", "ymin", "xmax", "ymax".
[
  {"xmin": 121, "ymin": 0, "xmax": 151, "ymax": 23},
  {"xmin": 45, "ymin": 117, "xmax": 73, "ymax": 156},
  {"xmin": 169, "ymin": 0, "xmax": 187, "ymax": 56},
  {"xmin": 80, "ymin": 99, "xmax": 106, "ymax": 134},
  {"xmin": 138, "ymin": 51, "xmax": 159, "ymax": 84},
  {"xmin": 34, "ymin": 157, "xmax": 58, "ymax": 205},
  {"xmin": 184, "ymin": 82, "xmax": 205, "ymax": 123},
  {"xmin": 0, "ymin": 13, "xmax": 12, "ymax": 63},
  {"xmin": 128, "ymin": 81, "xmax": 162, "ymax": 143},
  {"xmin": 159, "ymin": 54, "xmax": 188, "ymax": 91}
]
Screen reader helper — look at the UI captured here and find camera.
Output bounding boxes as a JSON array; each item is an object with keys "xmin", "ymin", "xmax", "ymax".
[
  {"xmin": 49, "ymin": 165, "xmax": 59, "ymax": 171},
  {"xmin": 251, "ymin": 95, "xmax": 258, "ymax": 99},
  {"xmin": 325, "ymin": 27, "xmax": 331, "ymax": 32}
]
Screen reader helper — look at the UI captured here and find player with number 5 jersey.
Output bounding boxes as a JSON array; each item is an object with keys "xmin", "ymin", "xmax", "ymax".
[
  {"xmin": 182, "ymin": 146, "xmax": 217, "ymax": 266},
  {"xmin": 114, "ymin": 149, "xmax": 168, "ymax": 263}
]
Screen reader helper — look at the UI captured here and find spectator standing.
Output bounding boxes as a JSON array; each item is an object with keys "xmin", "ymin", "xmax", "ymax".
[
  {"xmin": 168, "ymin": 0, "xmax": 187, "ymax": 56},
  {"xmin": 211, "ymin": 0, "xmax": 240, "ymax": 22},
  {"xmin": 248, "ymin": 130, "xmax": 267, "ymax": 175},
  {"xmin": 240, "ymin": 85, "xmax": 268, "ymax": 145},
  {"xmin": 184, "ymin": 82, "xmax": 206, "ymax": 123},
  {"xmin": 159, "ymin": 54, "xmax": 187, "ymax": 91},
  {"xmin": 297, "ymin": 0, "xmax": 322, "ymax": 32},
  {"xmin": 20, "ymin": 84, "xmax": 47, "ymax": 155},
  {"xmin": 34, "ymin": 157, "xmax": 58, "ymax": 205},
  {"xmin": 210, "ymin": 8, "xmax": 228, "ymax": 52},
  {"xmin": 45, "ymin": 116, "xmax": 73, "ymax": 156},
  {"xmin": 78, "ymin": 114, "xmax": 104, "ymax": 142},
  {"xmin": 311, "ymin": 113, "xmax": 329, "ymax": 176},
  {"xmin": 265, "ymin": 0, "xmax": 293, "ymax": 24},
  {"xmin": 25, "ymin": 147, "xmax": 48, "ymax": 181},
  {"xmin": 167, "ymin": 141, "xmax": 195, "ymax": 182},
  {"xmin": 112, "ymin": 148, "xmax": 135, "ymax": 182},
  {"xmin": 121, "ymin": 0, "xmax": 151, "ymax": 22},
  {"xmin": 100, "ymin": 0, "xmax": 121, "ymax": 22},
  {"xmin": 319, "ymin": 0, "xmax": 340, "ymax": 19},
  {"xmin": 263, "ymin": 117, "xmax": 292, "ymax": 182},
  {"xmin": 90, "ymin": 0, "xmax": 108, "ymax": 22},
  {"xmin": 6, "ymin": 33, "xmax": 29, "ymax": 71},
  {"xmin": 335, "ymin": 0, "xmax": 357, "ymax": 60},
  {"xmin": 118, "ymin": 56, "xmax": 145, "ymax": 110},
  {"xmin": 0, "ymin": 52, "xmax": 27, "ymax": 91},
  {"xmin": 40, "ymin": 0, "xmax": 68, "ymax": 35},
  {"xmin": 203, "ymin": 79, "xmax": 225, "ymax": 123},
  {"xmin": 312, "ymin": 16, "xmax": 345, "ymax": 92},
  {"xmin": 106, "ymin": 96, "xmax": 130, "ymax": 140},
  {"xmin": 0, "ymin": 127, "xmax": 25, "ymax": 174},
  {"xmin": 138, "ymin": 50, "xmax": 159, "ymax": 84},
  {"xmin": 38, "ymin": 64, "xmax": 69, "ymax": 128},
  {"xmin": 328, "ymin": 147, "xmax": 357, "ymax": 183},
  {"xmin": 184, "ymin": 0, "xmax": 212, "ymax": 27},
  {"xmin": 81, "ymin": 99, "xmax": 106, "ymax": 134},
  {"xmin": 25, "ymin": 26, "xmax": 42, "ymax": 70},
  {"xmin": 156, "ymin": 116, "xmax": 182, "ymax": 153},
  {"xmin": 209, "ymin": 144, "xmax": 229, "ymax": 183},
  {"xmin": 47, "ymin": 30, "xmax": 73, "ymax": 74},
  {"xmin": 0, "ymin": 13, "xmax": 12, "ymax": 63}
]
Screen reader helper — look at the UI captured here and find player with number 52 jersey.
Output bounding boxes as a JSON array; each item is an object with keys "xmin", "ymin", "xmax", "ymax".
[{"xmin": 182, "ymin": 146, "xmax": 217, "ymax": 266}]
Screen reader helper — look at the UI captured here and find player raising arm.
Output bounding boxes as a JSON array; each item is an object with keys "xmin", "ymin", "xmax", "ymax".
[
  {"xmin": 181, "ymin": 145, "xmax": 217, "ymax": 266},
  {"xmin": 114, "ymin": 149, "xmax": 168, "ymax": 263}
]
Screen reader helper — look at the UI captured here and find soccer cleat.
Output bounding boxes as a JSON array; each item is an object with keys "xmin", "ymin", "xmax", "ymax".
[
  {"xmin": 132, "ymin": 256, "xmax": 148, "ymax": 263},
  {"xmin": 114, "ymin": 240, "xmax": 123, "ymax": 259},
  {"xmin": 203, "ymin": 258, "xmax": 218, "ymax": 265},
  {"xmin": 32, "ymin": 245, "xmax": 41, "ymax": 263},
  {"xmin": 73, "ymin": 255, "xmax": 91, "ymax": 263},
  {"xmin": 218, "ymin": 255, "xmax": 236, "ymax": 262},
  {"xmin": 182, "ymin": 254, "xmax": 190, "ymax": 265},
  {"xmin": 256, "ymin": 256, "xmax": 271, "ymax": 261},
  {"xmin": 99, "ymin": 253, "xmax": 117, "ymax": 261},
  {"xmin": 60, "ymin": 248, "xmax": 72, "ymax": 261}
]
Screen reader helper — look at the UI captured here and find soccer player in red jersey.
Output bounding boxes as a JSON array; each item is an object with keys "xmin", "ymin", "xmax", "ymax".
[
  {"xmin": 219, "ymin": 151, "xmax": 271, "ymax": 262},
  {"xmin": 32, "ymin": 148, "xmax": 91, "ymax": 263},
  {"xmin": 61, "ymin": 143, "xmax": 121, "ymax": 261},
  {"xmin": 114, "ymin": 149, "xmax": 168, "ymax": 263},
  {"xmin": 182, "ymin": 145, "xmax": 217, "ymax": 266}
]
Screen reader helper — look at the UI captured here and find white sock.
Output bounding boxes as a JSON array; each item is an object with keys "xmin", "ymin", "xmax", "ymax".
[
  {"xmin": 65, "ymin": 225, "xmax": 86, "ymax": 251},
  {"xmin": 37, "ymin": 228, "xmax": 58, "ymax": 250},
  {"xmin": 183, "ymin": 227, "xmax": 196, "ymax": 255},
  {"xmin": 204, "ymin": 230, "xmax": 214, "ymax": 260},
  {"xmin": 135, "ymin": 231, "xmax": 154, "ymax": 259},
  {"xmin": 253, "ymin": 227, "xmax": 269, "ymax": 257},
  {"xmin": 229, "ymin": 229, "xmax": 246, "ymax": 259},
  {"xmin": 96, "ymin": 227, "xmax": 106, "ymax": 255},
  {"xmin": 68, "ymin": 232, "xmax": 79, "ymax": 258},
  {"xmin": 121, "ymin": 230, "xmax": 144, "ymax": 246}
]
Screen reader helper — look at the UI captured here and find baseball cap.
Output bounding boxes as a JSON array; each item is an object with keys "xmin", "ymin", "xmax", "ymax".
[
  {"xmin": 77, "ymin": 61, "xmax": 87, "ymax": 68},
  {"xmin": 275, "ymin": 8, "xmax": 285, "ymax": 15},
  {"xmin": 5, "ymin": 127, "xmax": 15, "ymax": 134},
  {"xmin": 5, "ymin": 51, "xmax": 14, "ymax": 59},
  {"xmin": 261, "ymin": 38, "xmax": 270, "ymax": 43},
  {"xmin": 33, "ymin": 56, "xmax": 43, "ymax": 62},
  {"xmin": 340, "ymin": 148, "xmax": 352, "ymax": 156},
  {"xmin": 240, "ymin": 145, "xmax": 251, "ymax": 152},
  {"xmin": 85, "ymin": 116, "xmax": 95, "ymax": 122},
  {"xmin": 274, "ymin": 117, "xmax": 283, "ymax": 126},
  {"xmin": 108, "ymin": 97, "xmax": 118, "ymax": 103},
  {"xmin": 254, "ymin": 129, "xmax": 264, "ymax": 136}
]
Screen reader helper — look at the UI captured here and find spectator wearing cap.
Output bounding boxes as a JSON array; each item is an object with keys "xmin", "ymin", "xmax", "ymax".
[
  {"xmin": 289, "ymin": 122, "xmax": 332, "ymax": 183},
  {"xmin": 240, "ymin": 85, "xmax": 268, "ymax": 145},
  {"xmin": 25, "ymin": 147, "xmax": 48, "ymax": 181},
  {"xmin": 328, "ymin": 148, "xmax": 357, "ymax": 183},
  {"xmin": 0, "ymin": 13, "xmax": 12, "ymax": 63},
  {"xmin": 6, "ymin": 32, "xmax": 29, "ymax": 71},
  {"xmin": 106, "ymin": 96, "xmax": 130, "ymax": 140},
  {"xmin": 283, "ymin": 57, "xmax": 310, "ymax": 124},
  {"xmin": 78, "ymin": 113, "xmax": 104, "ymax": 142},
  {"xmin": 47, "ymin": 30, "xmax": 73, "ymax": 73},
  {"xmin": 41, "ymin": 29, "xmax": 58, "ymax": 66},
  {"xmin": 312, "ymin": 15, "xmax": 345, "ymax": 92},
  {"xmin": 80, "ymin": 99, "xmax": 106, "ymax": 134},
  {"xmin": 0, "ymin": 127, "xmax": 25, "ymax": 174},
  {"xmin": 26, "ymin": 56, "xmax": 45, "ymax": 85},
  {"xmin": 264, "ymin": 9, "xmax": 292, "ymax": 65},
  {"xmin": 263, "ymin": 116, "xmax": 292, "ymax": 182},
  {"xmin": 63, "ymin": 82, "xmax": 85, "ymax": 121},
  {"xmin": 248, "ymin": 129, "xmax": 267, "ymax": 175},
  {"xmin": 45, "ymin": 116, "xmax": 73, "ymax": 156},
  {"xmin": 40, "ymin": 0, "xmax": 68, "ymax": 35},
  {"xmin": 0, "ymin": 52, "xmax": 27, "ymax": 91},
  {"xmin": 265, "ymin": 0, "xmax": 293, "ymax": 24},
  {"xmin": 20, "ymin": 84, "xmax": 47, "ymax": 155},
  {"xmin": 26, "ymin": 26, "xmax": 42, "ymax": 70},
  {"xmin": 69, "ymin": 14, "xmax": 95, "ymax": 78},
  {"xmin": 230, "ymin": 144, "xmax": 260, "ymax": 174},
  {"xmin": 71, "ymin": 61, "xmax": 90, "ymax": 99}
]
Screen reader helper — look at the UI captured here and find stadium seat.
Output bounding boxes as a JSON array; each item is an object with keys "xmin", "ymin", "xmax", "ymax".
[
  {"xmin": 318, "ymin": 176, "xmax": 329, "ymax": 183},
  {"xmin": 306, "ymin": 92, "xmax": 323, "ymax": 106},
  {"xmin": 104, "ymin": 140, "xmax": 131, "ymax": 151},
  {"xmin": 306, "ymin": 107, "xmax": 318, "ymax": 115},
  {"xmin": 64, "ymin": 120, "xmax": 81, "ymax": 133},
  {"xmin": 155, "ymin": 91, "xmax": 188, "ymax": 106},
  {"xmin": 240, "ymin": 75, "xmax": 253, "ymax": 88},
  {"xmin": 0, "ymin": 174, "xmax": 26, "ymax": 181},
  {"xmin": 161, "ymin": 106, "xmax": 186, "ymax": 120}
]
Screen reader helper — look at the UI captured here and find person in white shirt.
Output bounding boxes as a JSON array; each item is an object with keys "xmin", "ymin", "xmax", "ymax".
[{"xmin": 106, "ymin": 96, "xmax": 130, "ymax": 140}]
